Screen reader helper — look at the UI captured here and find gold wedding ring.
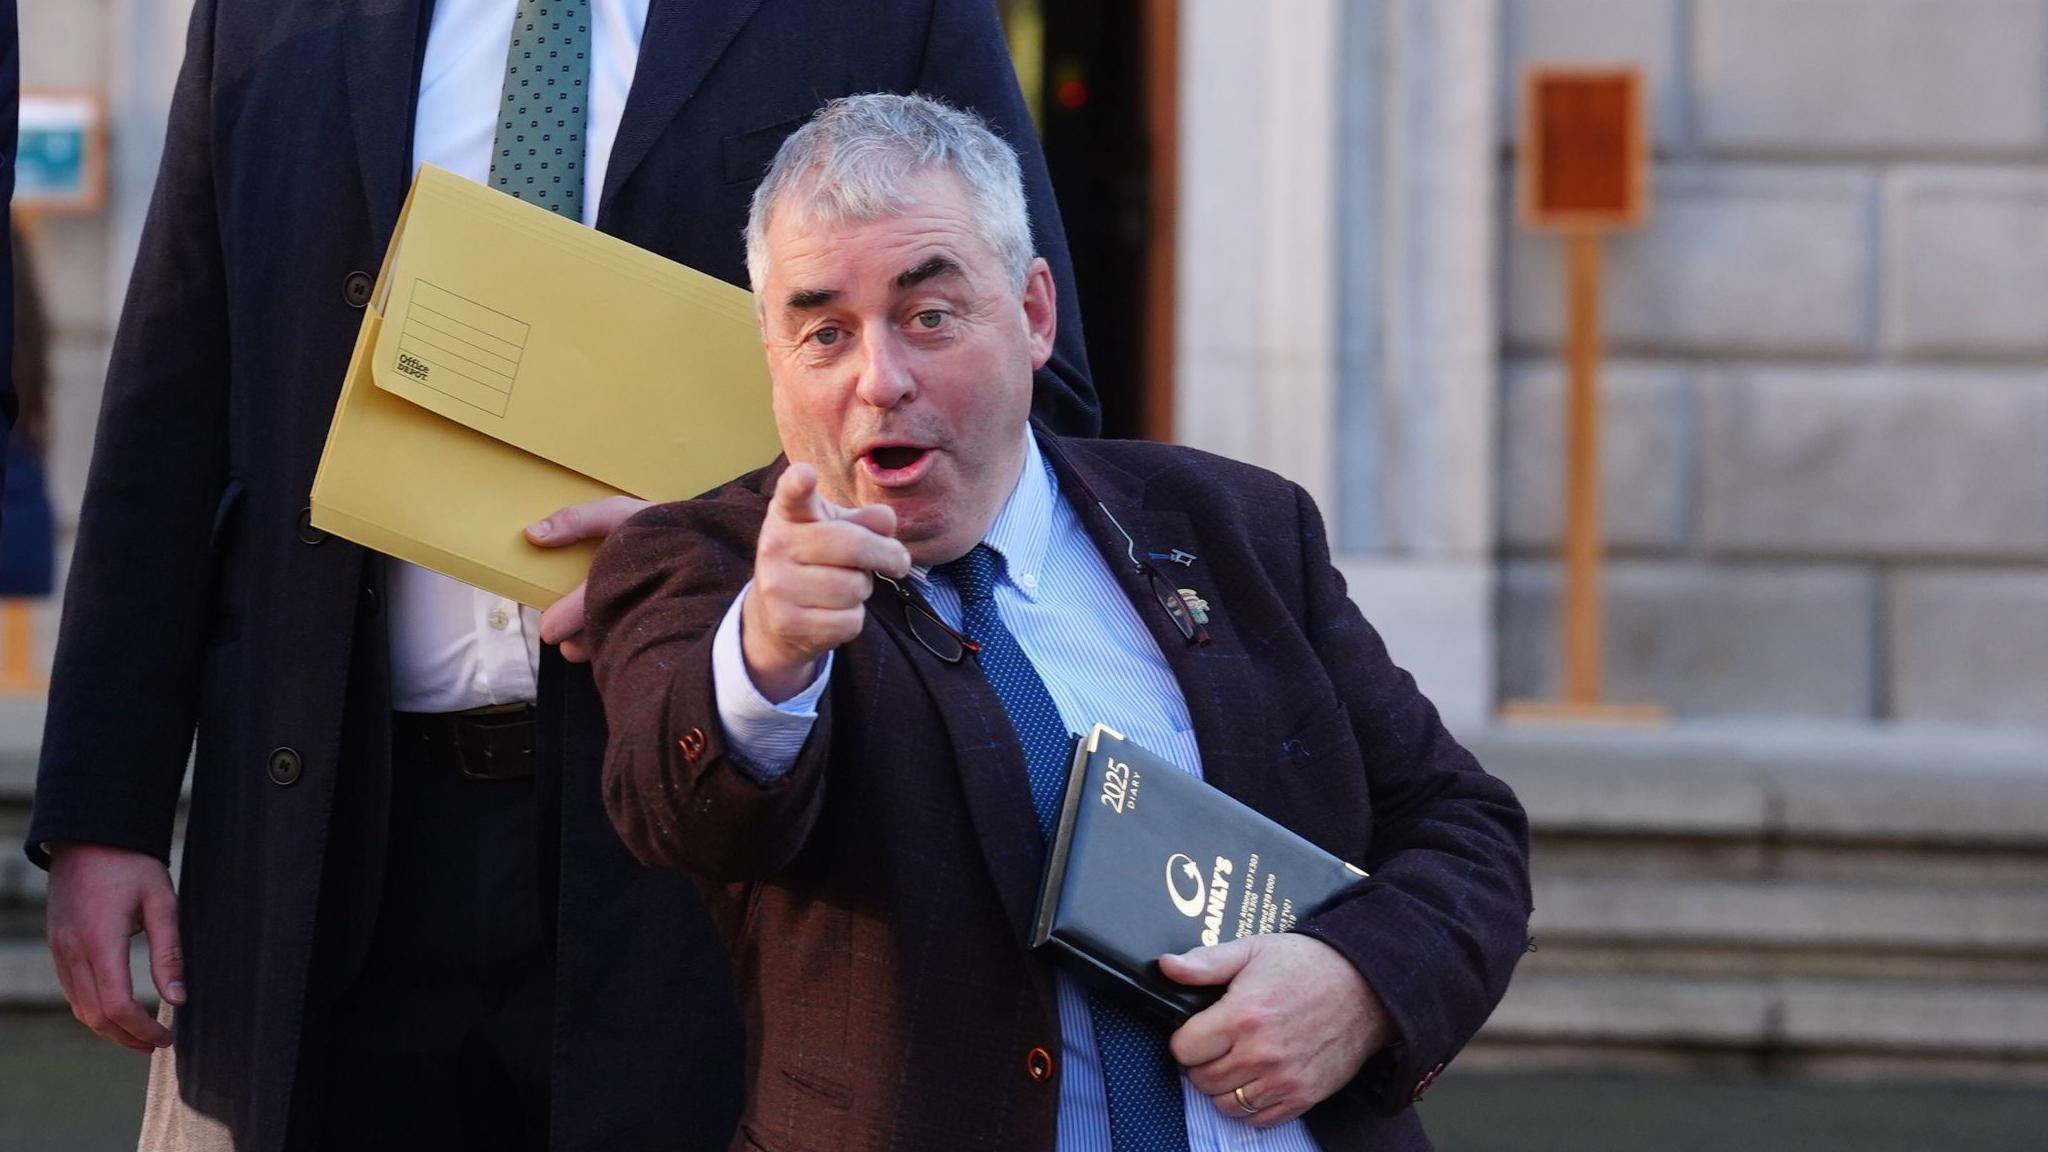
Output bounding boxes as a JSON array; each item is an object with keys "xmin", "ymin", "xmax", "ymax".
[{"xmin": 1233, "ymin": 1085, "xmax": 1263, "ymax": 1115}]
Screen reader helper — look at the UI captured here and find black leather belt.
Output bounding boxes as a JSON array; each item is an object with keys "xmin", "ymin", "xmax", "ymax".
[{"xmin": 392, "ymin": 703, "xmax": 537, "ymax": 781}]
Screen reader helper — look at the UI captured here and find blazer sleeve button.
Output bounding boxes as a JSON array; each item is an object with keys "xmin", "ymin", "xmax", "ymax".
[
  {"xmin": 1026, "ymin": 1046, "xmax": 1055, "ymax": 1083},
  {"xmin": 343, "ymin": 271, "xmax": 374, "ymax": 308},
  {"xmin": 677, "ymin": 727, "xmax": 707, "ymax": 763}
]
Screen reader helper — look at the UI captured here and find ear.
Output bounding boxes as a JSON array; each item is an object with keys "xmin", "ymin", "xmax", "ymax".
[{"xmin": 1021, "ymin": 257, "xmax": 1057, "ymax": 371}]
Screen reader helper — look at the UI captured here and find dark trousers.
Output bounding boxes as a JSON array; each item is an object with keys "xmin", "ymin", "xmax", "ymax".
[{"xmin": 287, "ymin": 732, "xmax": 553, "ymax": 1151}]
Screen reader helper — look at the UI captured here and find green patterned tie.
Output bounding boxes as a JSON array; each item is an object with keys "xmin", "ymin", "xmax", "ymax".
[{"xmin": 491, "ymin": 0, "xmax": 591, "ymax": 219}]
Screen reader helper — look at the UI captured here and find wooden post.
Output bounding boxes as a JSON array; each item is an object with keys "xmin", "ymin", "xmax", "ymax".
[
  {"xmin": 1562, "ymin": 230, "xmax": 1604, "ymax": 706},
  {"xmin": 0, "ymin": 601, "xmax": 49, "ymax": 694},
  {"xmin": 1501, "ymin": 66, "xmax": 1664, "ymax": 726}
]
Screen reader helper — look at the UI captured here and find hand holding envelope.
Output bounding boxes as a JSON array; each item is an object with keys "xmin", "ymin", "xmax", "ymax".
[
  {"xmin": 525, "ymin": 495, "xmax": 651, "ymax": 662},
  {"xmin": 311, "ymin": 165, "xmax": 783, "ymax": 609}
]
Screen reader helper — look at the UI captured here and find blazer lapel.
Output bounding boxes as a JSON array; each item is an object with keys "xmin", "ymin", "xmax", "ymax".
[
  {"xmin": 865, "ymin": 588, "xmax": 1049, "ymax": 953},
  {"xmin": 342, "ymin": 0, "xmax": 428, "ymax": 238},
  {"xmin": 858, "ymin": 434, "xmax": 1274, "ymax": 957},
  {"xmin": 600, "ymin": 0, "xmax": 769, "ymax": 212},
  {"xmin": 1045, "ymin": 441, "xmax": 1270, "ymax": 818}
]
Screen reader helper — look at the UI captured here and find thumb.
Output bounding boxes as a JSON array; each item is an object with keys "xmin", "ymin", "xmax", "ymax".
[
  {"xmin": 142, "ymin": 886, "xmax": 185, "ymax": 1005},
  {"xmin": 527, "ymin": 495, "xmax": 649, "ymax": 548},
  {"xmin": 1159, "ymin": 936, "xmax": 1257, "ymax": 988},
  {"xmin": 772, "ymin": 464, "xmax": 829, "ymax": 525}
]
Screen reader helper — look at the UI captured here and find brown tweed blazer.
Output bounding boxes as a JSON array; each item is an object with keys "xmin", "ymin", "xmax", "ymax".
[{"xmin": 585, "ymin": 433, "xmax": 1531, "ymax": 1152}]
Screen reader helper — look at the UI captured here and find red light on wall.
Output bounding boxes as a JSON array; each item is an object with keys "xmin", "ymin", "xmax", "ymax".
[{"xmin": 1056, "ymin": 77, "xmax": 1089, "ymax": 111}]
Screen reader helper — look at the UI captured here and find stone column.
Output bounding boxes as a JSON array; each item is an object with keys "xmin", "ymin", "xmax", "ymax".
[
  {"xmin": 1175, "ymin": 0, "xmax": 1502, "ymax": 726},
  {"xmin": 1174, "ymin": 0, "xmax": 1341, "ymax": 515}
]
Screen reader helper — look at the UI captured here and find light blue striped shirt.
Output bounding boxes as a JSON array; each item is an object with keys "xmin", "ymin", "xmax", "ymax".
[{"xmin": 712, "ymin": 434, "xmax": 1321, "ymax": 1151}]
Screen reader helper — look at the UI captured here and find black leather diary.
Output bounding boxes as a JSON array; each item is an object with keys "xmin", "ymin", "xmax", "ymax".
[{"xmin": 1030, "ymin": 723, "xmax": 1370, "ymax": 1023}]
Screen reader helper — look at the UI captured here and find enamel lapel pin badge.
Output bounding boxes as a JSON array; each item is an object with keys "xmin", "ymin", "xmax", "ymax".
[{"xmin": 1146, "ymin": 549, "xmax": 1209, "ymax": 625}]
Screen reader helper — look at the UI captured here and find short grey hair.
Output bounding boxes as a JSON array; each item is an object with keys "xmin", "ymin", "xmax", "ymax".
[{"xmin": 743, "ymin": 92, "xmax": 1036, "ymax": 298}]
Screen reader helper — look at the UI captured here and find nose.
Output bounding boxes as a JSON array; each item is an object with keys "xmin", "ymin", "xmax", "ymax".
[{"xmin": 854, "ymin": 328, "xmax": 916, "ymax": 409}]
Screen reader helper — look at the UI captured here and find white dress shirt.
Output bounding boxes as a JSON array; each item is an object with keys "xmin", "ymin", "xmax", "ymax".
[
  {"xmin": 712, "ymin": 435, "xmax": 1324, "ymax": 1152},
  {"xmin": 390, "ymin": 0, "xmax": 650, "ymax": 711}
]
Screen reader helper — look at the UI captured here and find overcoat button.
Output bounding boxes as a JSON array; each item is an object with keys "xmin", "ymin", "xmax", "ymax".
[
  {"xmin": 343, "ymin": 271, "xmax": 374, "ymax": 308},
  {"xmin": 296, "ymin": 506, "xmax": 329, "ymax": 546},
  {"xmin": 677, "ymin": 727, "xmax": 707, "ymax": 763},
  {"xmin": 267, "ymin": 746, "xmax": 303, "ymax": 786},
  {"xmin": 1026, "ymin": 1046, "xmax": 1055, "ymax": 1083}
]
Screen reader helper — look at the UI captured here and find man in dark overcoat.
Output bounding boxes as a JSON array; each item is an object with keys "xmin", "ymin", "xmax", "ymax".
[{"xmin": 27, "ymin": 4, "xmax": 1095, "ymax": 1149}]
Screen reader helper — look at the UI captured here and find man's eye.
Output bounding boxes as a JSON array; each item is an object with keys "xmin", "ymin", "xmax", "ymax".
[
  {"xmin": 914, "ymin": 310, "xmax": 945, "ymax": 330},
  {"xmin": 812, "ymin": 327, "xmax": 842, "ymax": 347}
]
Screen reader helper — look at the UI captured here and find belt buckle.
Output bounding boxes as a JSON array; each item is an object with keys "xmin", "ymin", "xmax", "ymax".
[{"xmin": 452, "ymin": 703, "xmax": 537, "ymax": 781}]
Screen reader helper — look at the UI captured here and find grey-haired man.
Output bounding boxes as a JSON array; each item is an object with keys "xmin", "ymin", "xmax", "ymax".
[{"xmin": 583, "ymin": 93, "xmax": 1530, "ymax": 1152}]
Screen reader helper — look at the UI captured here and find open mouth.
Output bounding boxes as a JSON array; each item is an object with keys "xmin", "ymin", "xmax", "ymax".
[
  {"xmin": 869, "ymin": 446, "xmax": 926, "ymax": 471},
  {"xmin": 861, "ymin": 444, "xmax": 936, "ymax": 487}
]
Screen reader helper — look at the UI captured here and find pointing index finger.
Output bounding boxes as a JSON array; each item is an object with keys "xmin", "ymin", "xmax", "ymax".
[{"xmin": 773, "ymin": 464, "xmax": 828, "ymax": 525}]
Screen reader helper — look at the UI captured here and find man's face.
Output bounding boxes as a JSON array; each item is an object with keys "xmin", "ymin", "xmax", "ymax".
[{"xmin": 757, "ymin": 168, "xmax": 1056, "ymax": 567}]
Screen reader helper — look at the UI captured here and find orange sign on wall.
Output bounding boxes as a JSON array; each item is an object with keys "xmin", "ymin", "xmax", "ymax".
[{"xmin": 1520, "ymin": 69, "xmax": 1647, "ymax": 232}]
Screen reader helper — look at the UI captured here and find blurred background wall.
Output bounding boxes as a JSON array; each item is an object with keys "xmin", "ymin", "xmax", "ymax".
[
  {"xmin": 1017, "ymin": 0, "xmax": 2048, "ymax": 734},
  {"xmin": 1497, "ymin": 0, "xmax": 2048, "ymax": 729},
  {"xmin": 28, "ymin": 1, "xmax": 2045, "ymax": 733},
  {"xmin": 17, "ymin": 0, "xmax": 189, "ymax": 578}
]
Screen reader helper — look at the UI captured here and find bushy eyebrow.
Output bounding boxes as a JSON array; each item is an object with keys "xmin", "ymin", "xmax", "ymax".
[
  {"xmin": 894, "ymin": 255, "xmax": 963, "ymax": 291},
  {"xmin": 783, "ymin": 287, "xmax": 839, "ymax": 313},
  {"xmin": 780, "ymin": 255, "xmax": 962, "ymax": 317}
]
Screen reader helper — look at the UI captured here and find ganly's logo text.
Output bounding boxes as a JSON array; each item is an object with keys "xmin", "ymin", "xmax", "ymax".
[{"xmin": 1165, "ymin": 853, "xmax": 1235, "ymax": 945}]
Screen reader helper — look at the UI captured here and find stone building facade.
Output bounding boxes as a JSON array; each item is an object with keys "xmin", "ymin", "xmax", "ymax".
[
  {"xmin": 1491, "ymin": 0, "xmax": 2048, "ymax": 730},
  {"xmin": 1176, "ymin": 0, "xmax": 2048, "ymax": 732},
  {"xmin": 18, "ymin": 0, "xmax": 2048, "ymax": 732}
]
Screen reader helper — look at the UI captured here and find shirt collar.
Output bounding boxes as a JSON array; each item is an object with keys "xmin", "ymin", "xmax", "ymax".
[{"xmin": 914, "ymin": 430, "xmax": 1054, "ymax": 602}]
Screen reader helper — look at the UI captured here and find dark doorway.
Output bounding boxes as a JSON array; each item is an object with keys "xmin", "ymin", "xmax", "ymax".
[{"xmin": 1002, "ymin": 0, "xmax": 1174, "ymax": 442}]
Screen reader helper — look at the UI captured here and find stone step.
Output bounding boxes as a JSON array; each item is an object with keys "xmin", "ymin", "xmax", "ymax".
[
  {"xmin": 0, "ymin": 937, "xmax": 153, "ymax": 1010},
  {"xmin": 1532, "ymin": 875, "xmax": 2048, "ymax": 954},
  {"xmin": 0, "ymin": 832, "xmax": 48, "ymax": 910},
  {"xmin": 0, "ymin": 695, "xmax": 43, "ymax": 805},
  {"xmin": 1469, "ymin": 721, "xmax": 2048, "ymax": 846},
  {"xmin": 1459, "ymin": 724, "xmax": 2048, "ymax": 1077},
  {"xmin": 1484, "ymin": 971, "xmax": 2048, "ymax": 1057}
]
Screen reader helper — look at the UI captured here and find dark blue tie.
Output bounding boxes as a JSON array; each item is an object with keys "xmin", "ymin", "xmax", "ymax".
[{"xmin": 936, "ymin": 545, "xmax": 1190, "ymax": 1152}]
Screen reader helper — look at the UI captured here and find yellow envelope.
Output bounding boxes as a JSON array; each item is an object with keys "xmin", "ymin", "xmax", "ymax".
[{"xmin": 311, "ymin": 164, "xmax": 781, "ymax": 607}]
